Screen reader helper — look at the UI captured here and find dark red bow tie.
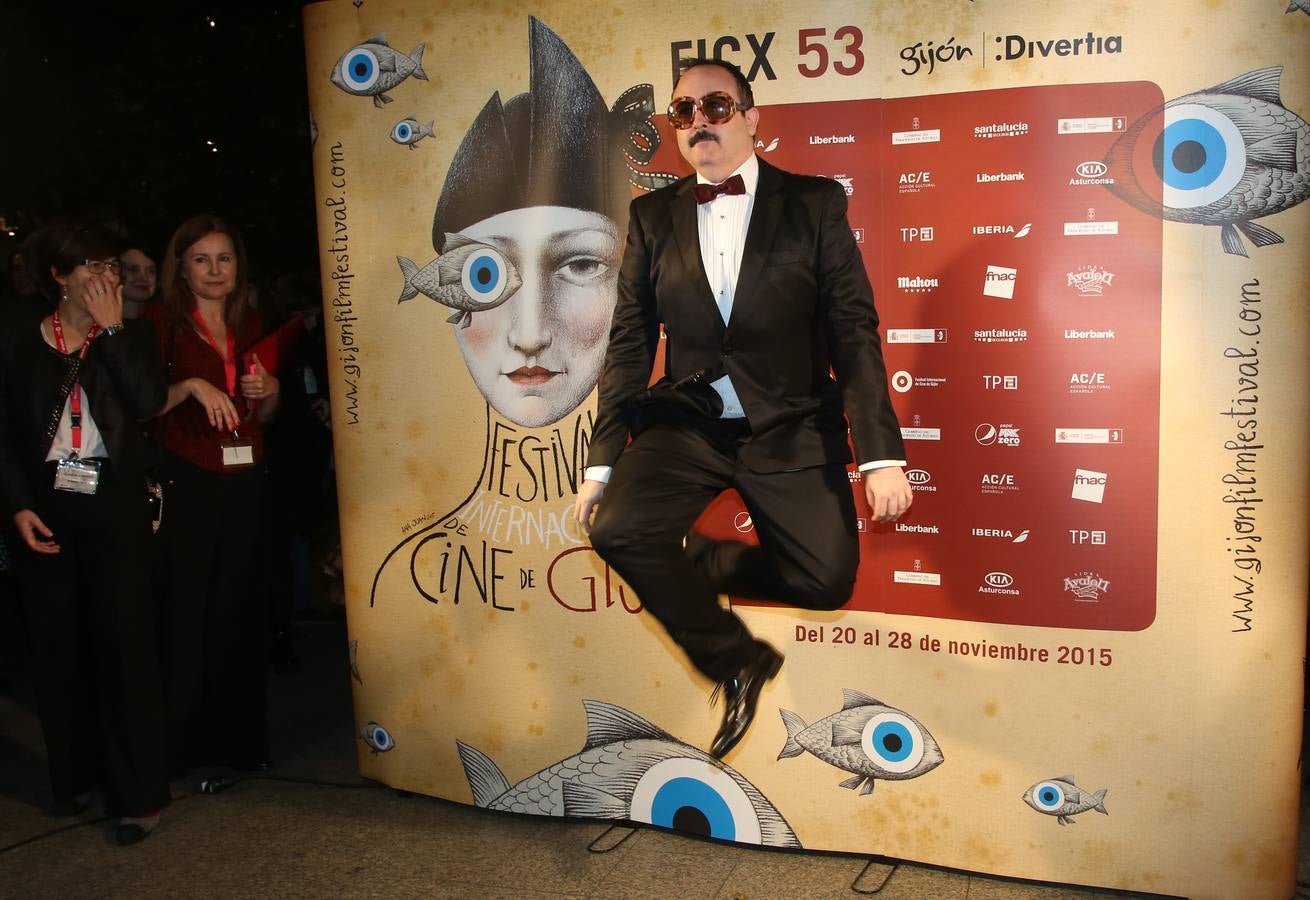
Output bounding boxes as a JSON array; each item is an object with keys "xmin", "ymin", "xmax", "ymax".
[{"xmin": 693, "ymin": 174, "xmax": 746, "ymax": 204}]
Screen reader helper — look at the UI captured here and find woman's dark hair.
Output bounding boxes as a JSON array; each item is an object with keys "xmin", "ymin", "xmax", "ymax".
[
  {"xmin": 160, "ymin": 214, "xmax": 251, "ymax": 332},
  {"xmin": 34, "ymin": 221, "xmax": 127, "ymax": 303}
]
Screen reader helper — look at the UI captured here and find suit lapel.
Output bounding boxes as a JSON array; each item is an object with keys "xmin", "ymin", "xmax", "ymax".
[
  {"xmin": 671, "ymin": 178, "xmax": 724, "ymax": 332},
  {"xmin": 729, "ymin": 157, "xmax": 782, "ymax": 330}
]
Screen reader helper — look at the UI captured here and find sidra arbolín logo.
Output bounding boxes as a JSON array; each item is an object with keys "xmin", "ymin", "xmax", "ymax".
[
  {"xmin": 1067, "ymin": 265, "xmax": 1114, "ymax": 295},
  {"xmin": 1064, "ymin": 571, "xmax": 1110, "ymax": 602}
]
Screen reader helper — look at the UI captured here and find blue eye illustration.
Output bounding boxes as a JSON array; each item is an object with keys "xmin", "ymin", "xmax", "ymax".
[
  {"xmin": 342, "ymin": 49, "xmax": 380, "ymax": 92},
  {"xmin": 460, "ymin": 248, "xmax": 511, "ymax": 305},
  {"xmin": 1030, "ymin": 780, "xmax": 1066, "ymax": 812},
  {"xmin": 393, "ymin": 121, "xmax": 412, "ymax": 142},
  {"xmin": 629, "ymin": 758, "xmax": 763, "ymax": 843},
  {"xmin": 1151, "ymin": 103, "xmax": 1246, "ymax": 210},
  {"xmin": 861, "ymin": 711, "xmax": 927, "ymax": 774},
  {"xmin": 361, "ymin": 721, "xmax": 394, "ymax": 753}
]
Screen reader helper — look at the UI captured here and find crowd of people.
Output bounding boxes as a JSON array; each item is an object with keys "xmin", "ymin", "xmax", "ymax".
[{"xmin": 0, "ymin": 217, "xmax": 338, "ymax": 845}]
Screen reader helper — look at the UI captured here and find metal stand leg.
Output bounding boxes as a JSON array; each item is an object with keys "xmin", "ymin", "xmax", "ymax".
[
  {"xmin": 587, "ymin": 824, "xmax": 639, "ymax": 853},
  {"xmin": 850, "ymin": 857, "xmax": 898, "ymax": 894}
]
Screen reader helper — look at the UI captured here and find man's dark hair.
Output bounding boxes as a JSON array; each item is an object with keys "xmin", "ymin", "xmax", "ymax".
[{"xmin": 676, "ymin": 57, "xmax": 754, "ymax": 109}]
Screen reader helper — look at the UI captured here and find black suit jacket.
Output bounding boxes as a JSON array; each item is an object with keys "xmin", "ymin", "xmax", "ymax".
[
  {"xmin": 0, "ymin": 319, "xmax": 167, "ymax": 516},
  {"xmin": 588, "ymin": 157, "xmax": 904, "ymax": 474}
]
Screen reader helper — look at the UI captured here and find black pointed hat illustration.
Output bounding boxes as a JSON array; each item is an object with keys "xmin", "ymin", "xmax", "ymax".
[{"xmin": 432, "ymin": 17, "xmax": 627, "ymax": 251}]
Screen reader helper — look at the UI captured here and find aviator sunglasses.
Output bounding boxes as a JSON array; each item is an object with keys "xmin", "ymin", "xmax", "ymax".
[{"xmin": 667, "ymin": 91, "xmax": 752, "ymax": 130}]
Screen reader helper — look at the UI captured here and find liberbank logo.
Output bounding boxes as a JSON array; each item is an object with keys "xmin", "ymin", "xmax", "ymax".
[
  {"xmin": 976, "ymin": 171, "xmax": 1025, "ymax": 183},
  {"xmin": 993, "ymin": 32, "xmax": 1122, "ymax": 61},
  {"xmin": 810, "ymin": 133, "xmax": 856, "ymax": 145},
  {"xmin": 895, "ymin": 523, "xmax": 941, "ymax": 534}
]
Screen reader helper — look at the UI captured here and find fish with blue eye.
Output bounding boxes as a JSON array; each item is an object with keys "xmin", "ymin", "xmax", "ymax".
[
  {"xmin": 1288, "ymin": 0, "xmax": 1309, "ymax": 16},
  {"xmin": 1103, "ymin": 66, "xmax": 1309, "ymax": 256},
  {"xmin": 456, "ymin": 699, "xmax": 801, "ymax": 849},
  {"xmin": 391, "ymin": 117, "xmax": 433, "ymax": 149},
  {"xmin": 396, "ymin": 233, "xmax": 523, "ymax": 328},
  {"xmin": 330, "ymin": 33, "xmax": 427, "ymax": 108},
  {"xmin": 777, "ymin": 689, "xmax": 944, "ymax": 795},
  {"xmin": 1023, "ymin": 776, "xmax": 1108, "ymax": 826},
  {"xmin": 360, "ymin": 721, "xmax": 394, "ymax": 755}
]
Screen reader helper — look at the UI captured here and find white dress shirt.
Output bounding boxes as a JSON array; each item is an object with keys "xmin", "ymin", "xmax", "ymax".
[{"xmin": 584, "ymin": 155, "xmax": 903, "ymax": 483}]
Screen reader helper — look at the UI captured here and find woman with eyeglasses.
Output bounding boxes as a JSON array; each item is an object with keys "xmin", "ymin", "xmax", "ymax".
[
  {"xmin": 0, "ymin": 221, "xmax": 171, "ymax": 844},
  {"xmin": 146, "ymin": 214, "xmax": 278, "ymax": 775}
]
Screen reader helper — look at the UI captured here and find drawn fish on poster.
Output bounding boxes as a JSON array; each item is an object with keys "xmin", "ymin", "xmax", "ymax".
[
  {"xmin": 1023, "ymin": 776, "xmax": 1108, "ymax": 825},
  {"xmin": 1104, "ymin": 66, "xmax": 1309, "ymax": 256},
  {"xmin": 391, "ymin": 116, "xmax": 434, "ymax": 149},
  {"xmin": 1288, "ymin": 0, "xmax": 1309, "ymax": 16},
  {"xmin": 457, "ymin": 700, "xmax": 801, "ymax": 848},
  {"xmin": 360, "ymin": 720, "xmax": 395, "ymax": 755},
  {"xmin": 777, "ymin": 689, "xmax": 944, "ymax": 794},
  {"xmin": 397, "ymin": 233, "xmax": 523, "ymax": 327},
  {"xmin": 330, "ymin": 34, "xmax": 427, "ymax": 107}
]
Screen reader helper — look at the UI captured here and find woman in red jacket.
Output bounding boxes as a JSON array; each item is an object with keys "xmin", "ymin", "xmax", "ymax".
[{"xmin": 149, "ymin": 214, "xmax": 278, "ymax": 773}]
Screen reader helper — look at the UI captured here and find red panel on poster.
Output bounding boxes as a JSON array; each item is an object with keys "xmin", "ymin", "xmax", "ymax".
[{"xmin": 689, "ymin": 81, "xmax": 1164, "ymax": 632}]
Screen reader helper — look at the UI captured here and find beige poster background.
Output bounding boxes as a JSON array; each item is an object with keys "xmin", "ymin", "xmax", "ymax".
[{"xmin": 303, "ymin": 1, "xmax": 1310, "ymax": 896}]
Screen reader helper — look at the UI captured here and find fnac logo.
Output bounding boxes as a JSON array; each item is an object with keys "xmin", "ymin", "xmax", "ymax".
[{"xmin": 984, "ymin": 571, "xmax": 1014, "ymax": 588}]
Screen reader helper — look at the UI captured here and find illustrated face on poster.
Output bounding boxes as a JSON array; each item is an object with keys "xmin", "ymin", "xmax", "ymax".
[
  {"xmin": 419, "ymin": 17, "xmax": 641, "ymax": 429},
  {"xmin": 453, "ymin": 206, "xmax": 619, "ymax": 427}
]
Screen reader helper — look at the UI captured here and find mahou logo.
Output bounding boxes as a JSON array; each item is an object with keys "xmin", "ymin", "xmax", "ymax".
[
  {"xmin": 1067, "ymin": 265, "xmax": 1115, "ymax": 295},
  {"xmin": 1064, "ymin": 571, "xmax": 1110, "ymax": 602}
]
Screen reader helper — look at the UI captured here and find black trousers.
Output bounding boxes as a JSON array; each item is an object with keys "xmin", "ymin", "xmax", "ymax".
[
  {"xmin": 16, "ymin": 462, "xmax": 170, "ymax": 816},
  {"xmin": 157, "ymin": 453, "xmax": 268, "ymax": 769},
  {"xmin": 589, "ymin": 419, "xmax": 859, "ymax": 682}
]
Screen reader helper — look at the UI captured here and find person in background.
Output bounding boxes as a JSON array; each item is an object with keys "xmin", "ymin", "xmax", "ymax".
[
  {"xmin": 147, "ymin": 214, "xmax": 278, "ymax": 774},
  {"xmin": 0, "ymin": 221, "xmax": 170, "ymax": 844},
  {"xmin": 119, "ymin": 245, "xmax": 158, "ymax": 320}
]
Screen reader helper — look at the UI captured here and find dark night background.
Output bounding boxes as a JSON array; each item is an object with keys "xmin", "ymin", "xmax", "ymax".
[{"xmin": 0, "ymin": 2, "xmax": 319, "ymax": 286}]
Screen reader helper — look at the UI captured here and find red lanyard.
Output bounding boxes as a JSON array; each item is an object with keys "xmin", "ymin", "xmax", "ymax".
[
  {"xmin": 51, "ymin": 311, "xmax": 101, "ymax": 456},
  {"xmin": 191, "ymin": 307, "xmax": 237, "ymax": 395}
]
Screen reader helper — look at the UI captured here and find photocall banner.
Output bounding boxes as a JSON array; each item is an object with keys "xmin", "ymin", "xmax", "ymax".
[{"xmin": 302, "ymin": 1, "xmax": 1310, "ymax": 896}]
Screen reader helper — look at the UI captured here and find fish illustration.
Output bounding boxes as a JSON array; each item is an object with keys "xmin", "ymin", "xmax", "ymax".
[
  {"xmin": 1289, "ymin": 0, "xmax": 1310, "ymax": 15},
  {"xmin": 457, "ymin": 700, "xmax": 801, "ymax": 848},
  {"xmin": 1104, "ymin": 67, "xmax": 1309, "ymax": 256},
  {"xmin": 360, "ymin": 721, "xmax": 395, "ymax": 755},
  {"xmin": 391, "ymin": 117, "xmax": 434, "ymax": 149},
  {"xmin": 777, "ymin": 689, "xmax": 944, "ymax": 795},
  {"xmin": 330, "ymin": 34, "xmax": 427, "ymax": 108},
  {"xmin": 309, "ymin": 110, "xmax": 318, "ymax": 148},
  {"xmin": 1023, "ymin": 776, "xmax": 1108, "ymax": 825},
  {"xmin": 397, "ymin": 233, "xmax": 523, "ymax": 328},
  {"xmin": 348, "ymin": 639, "xmax": 362, "ymax": 685}
]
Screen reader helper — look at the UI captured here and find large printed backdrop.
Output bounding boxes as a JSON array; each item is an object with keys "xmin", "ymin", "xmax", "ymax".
[{"xmin": 302, "ymin": 2, "xmax": 1310, "ymax": 897}]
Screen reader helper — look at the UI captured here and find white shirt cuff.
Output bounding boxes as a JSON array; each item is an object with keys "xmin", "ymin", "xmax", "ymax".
[
  {"xmin": 858, "ymin": 460, "xmax": 906, "ymax": 472},
  {"xmin": 583, "ymin": 466, "xmax": 613, "ymax": 484}
]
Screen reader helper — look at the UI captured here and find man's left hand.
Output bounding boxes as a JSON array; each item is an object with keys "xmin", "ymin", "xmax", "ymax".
[{"xmin": 864, "ymin": 467, "xmax": 912, "ymax": 523}]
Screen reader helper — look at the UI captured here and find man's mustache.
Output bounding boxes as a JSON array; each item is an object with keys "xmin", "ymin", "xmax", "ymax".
[{"xmin": 687, "ymin": 130, "xmax": 719, "ymax": 147}]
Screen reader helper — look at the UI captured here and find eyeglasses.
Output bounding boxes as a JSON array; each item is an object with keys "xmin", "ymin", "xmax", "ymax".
[
  {"xmin": 667, "ymin": 91, "xmax": 751, "ymax": 131},
  {"xmin": 79, "ymin": 258, "xmax": 122, "ymax": 275}
]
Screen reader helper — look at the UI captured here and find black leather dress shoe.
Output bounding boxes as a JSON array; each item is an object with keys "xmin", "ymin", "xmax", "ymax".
[{"xmin": 709, "ymin": 643, "xmax": 784, "ymax": 759}]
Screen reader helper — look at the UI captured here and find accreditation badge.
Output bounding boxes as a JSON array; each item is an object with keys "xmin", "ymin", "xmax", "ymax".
[
  {"xmin": 221, "ymin": 437, "xmax": 255, "ymax": 469},
  {"xmin": 53, "ymin": 457, "xmax": 101, "ymax": 494}
]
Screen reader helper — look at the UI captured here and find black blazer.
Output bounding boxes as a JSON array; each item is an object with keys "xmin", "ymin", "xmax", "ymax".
[
  {"xmin": 0, "ymin": 319, "xmax": 167, "ymax": 515},
  {"xmin": 588, "ymin": 157, "xmax": 905, "ymax": 473}
]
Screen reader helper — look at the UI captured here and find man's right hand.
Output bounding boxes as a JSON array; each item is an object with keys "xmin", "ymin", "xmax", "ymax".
[{"xmin": 573, "ymin": 479, "xmax": 607, "ymax": 534}]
